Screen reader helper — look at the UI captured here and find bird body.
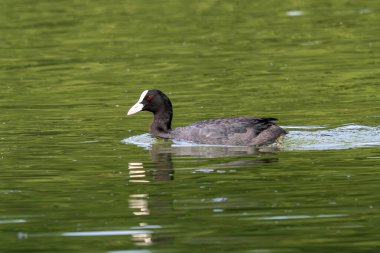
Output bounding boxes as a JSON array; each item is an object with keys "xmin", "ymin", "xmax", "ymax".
[{"xmin": 127, "ymin": 90, "xmax": 286, "ymax": 146}]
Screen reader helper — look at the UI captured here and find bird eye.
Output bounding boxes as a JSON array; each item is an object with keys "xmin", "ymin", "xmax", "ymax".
[{"xmin": 146, "ymin": 95, "xmax": 154, "ymax": 101}]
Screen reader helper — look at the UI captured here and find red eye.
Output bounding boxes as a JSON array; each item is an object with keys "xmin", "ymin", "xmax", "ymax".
[{"xmin": 146, "ymin": 95, "xmax": 154, "ymax": 102}]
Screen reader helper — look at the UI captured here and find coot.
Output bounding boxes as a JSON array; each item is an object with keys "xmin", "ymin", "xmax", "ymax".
[{"xmin": 127, "ymin": 90, "xmax": 286, "ymax": 146}]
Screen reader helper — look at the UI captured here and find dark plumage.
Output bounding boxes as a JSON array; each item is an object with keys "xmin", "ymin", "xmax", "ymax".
[{"xmin": 127, "ymin": 90, "xmax": 286, "ymax": 146}]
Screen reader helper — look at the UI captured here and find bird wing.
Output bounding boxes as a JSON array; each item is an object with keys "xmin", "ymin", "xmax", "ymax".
[{"xmin": 171, "ymin": 117, "xmax": 278, "ymax": 145}]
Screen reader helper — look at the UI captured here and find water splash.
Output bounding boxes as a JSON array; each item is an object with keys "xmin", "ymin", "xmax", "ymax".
[
  {"xmin": 284, "ymin": 124, "xmax": 380, "ymax": 150},
  {"xmin": 122, "ymin": 125, "xmax": 380, "ymax": 151},
  {"xmin": 123, "ymin": 133, "xmax": 157, "ymax": 150}
]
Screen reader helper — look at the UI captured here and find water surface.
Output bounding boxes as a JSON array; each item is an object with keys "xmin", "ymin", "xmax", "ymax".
[{"xmin": 1, "ymin": 1, "xmax": 380, "ymax": 252}]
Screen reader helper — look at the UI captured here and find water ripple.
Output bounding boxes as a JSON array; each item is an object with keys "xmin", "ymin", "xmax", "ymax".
[
  {"xmin": 284, "ymin": 124, "xmax": 380, "ymax": 150},
  {"xmin": 122, "ymin": 124, "xmax": 380, "ymax": 151}
]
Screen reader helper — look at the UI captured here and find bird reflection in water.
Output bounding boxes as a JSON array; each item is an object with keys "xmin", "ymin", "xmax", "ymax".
[
  {"xmin": 149, "ymin": 143, "xmax": 175, "ymax": 180},
  {"xmin": 126, "ymin": 142, "xmax": 279, "ymax": 246},
  {"xmin": 128, "ymin": 142, "xmax": 281, "ymax": 182}
]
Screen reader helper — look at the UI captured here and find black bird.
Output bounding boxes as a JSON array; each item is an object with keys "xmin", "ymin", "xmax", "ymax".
[{"xmin": 127, "ymin": 90, "xmax": 286, "ymax": 146}]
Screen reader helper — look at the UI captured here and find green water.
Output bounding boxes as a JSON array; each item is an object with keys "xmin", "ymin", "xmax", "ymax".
[{"xmin": 1, "ymin": 0, "xmax": 380, "ymax": 252}]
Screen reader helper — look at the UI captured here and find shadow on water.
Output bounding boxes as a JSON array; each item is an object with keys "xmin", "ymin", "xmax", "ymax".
[{"xmin": 141, "ymin": 142, "xmax": 280, "ymax": 181}]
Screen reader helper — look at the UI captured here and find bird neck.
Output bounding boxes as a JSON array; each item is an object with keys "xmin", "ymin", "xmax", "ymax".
[{"xmin": 150, "ymin": 109, "xmax": 173, "ymax": 138}]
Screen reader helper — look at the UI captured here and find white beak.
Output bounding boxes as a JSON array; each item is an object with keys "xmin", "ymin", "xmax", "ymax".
[
  {"xmin": 127, "ymin": 102, "xmax": 144, "ymax": 115},
  {"xmin": 127, "ymin": 90, "xmax": 148, "ymax": 116}
]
